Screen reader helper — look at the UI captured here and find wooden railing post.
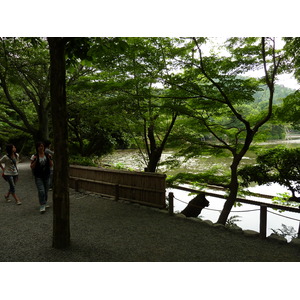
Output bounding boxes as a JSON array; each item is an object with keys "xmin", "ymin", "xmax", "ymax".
[
  {"xmin": 74, "ymin": 179, "xmax": 79, "ymax": 192},
  {"xmin": 168, "ymin": 192, "xmax": 174, "ymax": 216},
  {"xmin": 115, "ymin": 184, "xmax": 119, "ymax": 201},
  {"xmin": 260, "ymin": 205, "xmax": 267, "ymax": 239}
]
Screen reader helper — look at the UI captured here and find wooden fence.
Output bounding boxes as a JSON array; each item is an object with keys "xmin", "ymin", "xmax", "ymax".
[
  {"xmin": 168, "ymin": 185, "xmax": 300, "ymax": 239},
  {"xmin": 69, "ymin": 165, "xmax": 166, "ymax": 209},
  {"xmin": 68, "ymin": 166, "xmax": 300, "ymax": 238}
]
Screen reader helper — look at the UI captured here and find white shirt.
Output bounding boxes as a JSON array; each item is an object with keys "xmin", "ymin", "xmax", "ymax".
[
  {"xmin": 0, "ymin": 154, "xmax": 19, "ymax": 176},
  {"xmin": 30, "ymin": 154, "xmax": 47, "ymax": 166}
]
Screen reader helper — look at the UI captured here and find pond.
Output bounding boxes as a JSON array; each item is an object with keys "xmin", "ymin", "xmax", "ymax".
[{"xmin": 100, "ymin": 138, "xmax": 300, "ymax": 241}]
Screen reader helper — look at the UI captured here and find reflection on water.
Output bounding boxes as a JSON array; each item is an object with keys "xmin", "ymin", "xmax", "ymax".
[
  {"xmin": 102, "ymin": 138, "xmax": 300, "ymax": 175},
  {"xmin": 101, "ymin": 149, "xmax": 256, "ymax": 174}
]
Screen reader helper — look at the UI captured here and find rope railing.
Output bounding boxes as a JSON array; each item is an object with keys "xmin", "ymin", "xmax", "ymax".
[
  {"xmin": 267, "ymin": 209, "xmax": 300, "ymax": 222},
  {"xmin": 173, "ymin": 195, "xmax": 260, "ymax": 213},
  {"xmin": 174, "ymin": 193, "xmax": 300, "ymax": 217}
]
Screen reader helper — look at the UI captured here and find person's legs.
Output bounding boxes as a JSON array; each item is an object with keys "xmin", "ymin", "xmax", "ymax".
[
  {"xmin": 44, "ymin": 177, "xmax": 50, "ymax": 205},
  {"xmin": 6, "ymin": 175, "xmax": 21, "ymax": 204},
  {"xmin": 4, "ymin": 194, "xmax": 11, "ymax": 202},
  {"xmin": 4, "ymin": 175, "xmax": 13, "ymax": 199},
  {"xmin": 49, "ymin": 169, "xmax": 53, "ymax": 189},
  {"xmin": 35, "ymin": 177, "xmax": 46, "ymax": 205}
]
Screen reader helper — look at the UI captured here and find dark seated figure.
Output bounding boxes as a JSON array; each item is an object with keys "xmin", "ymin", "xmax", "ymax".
[{"xmin": 181, "ymin": 193, "xmax": 210, "ymax": 217}]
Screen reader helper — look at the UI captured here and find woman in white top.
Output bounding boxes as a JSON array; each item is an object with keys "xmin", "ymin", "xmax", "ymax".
[{"xmin": 0, "ymin": 144, "xmax": 21, "ymax": 205}]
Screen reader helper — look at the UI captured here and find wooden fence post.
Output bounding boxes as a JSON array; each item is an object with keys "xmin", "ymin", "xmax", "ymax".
[
  {"xmin": 168, "ymin": 192, "xmax": 174, "ymax": 216},
  {"xmin": 115, "ymin": 184, "xmax": 119, "ymax": 201},
  {"xmin": 260, "ymin": 205, "xmax": 267, "ymax": 239},
  {"xmin": 75, "ymin": 179, "xmax": 79, "ymax": 192}
]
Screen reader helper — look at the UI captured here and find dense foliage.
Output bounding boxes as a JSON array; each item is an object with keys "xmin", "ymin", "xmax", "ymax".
[
  {"xmin": 238, "ymin": 147, "xmax": 300, "ymax": 199},
  {"xmin": 1, "ymin": 37, "xmax": 299, "ymax": 224},
  {"xmin": 0, "ymin": 37, "xmax": 295, "ymax": 157}
]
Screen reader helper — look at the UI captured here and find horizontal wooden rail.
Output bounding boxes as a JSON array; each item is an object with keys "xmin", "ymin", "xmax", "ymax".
[{"xmin": 203, "ymin": 184, "xmax": 275, "ymax": 199}]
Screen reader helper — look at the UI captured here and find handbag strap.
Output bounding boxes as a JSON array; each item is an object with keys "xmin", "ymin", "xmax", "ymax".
[{"xmin": 7, "ymin": 154, "xmax": 18, "ymax": 172}]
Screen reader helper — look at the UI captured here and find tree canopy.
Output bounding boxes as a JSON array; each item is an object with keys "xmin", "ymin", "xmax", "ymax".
[
  {"xmin": 0, "ymin": 37, "xmax": 298, "ymax": 225},
  {"xmin": 238, "ymin": 146, "xmax": 300, "ymax": 200}
]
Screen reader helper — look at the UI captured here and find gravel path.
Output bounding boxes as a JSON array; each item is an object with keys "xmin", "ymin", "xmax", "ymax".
[{"xmin": 0, "ymin": 161, "xmax": 300, "ymax": 262}]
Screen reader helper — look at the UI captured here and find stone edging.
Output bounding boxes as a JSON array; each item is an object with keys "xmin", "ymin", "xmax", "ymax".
[
  {"xmin": 172, "ymin": 211, "xmax": 300, "ymax": 247},
  {"xmin": 105, "ymin": 197, "xmax": 300, "ymax": 248}
]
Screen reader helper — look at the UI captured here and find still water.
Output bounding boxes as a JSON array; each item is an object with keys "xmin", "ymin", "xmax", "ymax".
[
  {"xmin": 101, "ymin": 141, "xmax": 300, "ymax": 241},
  {"xmin": 167, "ymin": 184, "xmax": 300, "ymax": 241}
]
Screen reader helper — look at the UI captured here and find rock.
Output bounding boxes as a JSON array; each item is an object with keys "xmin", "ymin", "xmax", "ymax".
[
  {"xmin": 202, "ymin": 219, "xmax": 213, "ymax": 226},
  {"xmin": 175, "ymin": 213, "xmax": 187, "ymax": 218},
  {"xmin": 190, "ymin": 217, "xmax": 203, "ymax": 223},
  {"xmin": 290, "ymin": 238, "xmax": 300, "ymax": 247},
  {"xmin": 243, "ymin": 230, "xmax": 259, "ymax": 237},
  {"xmin": 268, "ymin": 233, "xmax": 287, "ymax": 244},
  {"xmin": 213, "ymin": 223, "xmax": 226, "ymax": 230},
  {"xmin": 228, "ymin": 225, "xmax": 243, "ymax": 234},
  {"xmin": 181, "ymin": 193, "xmax": 210, "ymax": 217}
]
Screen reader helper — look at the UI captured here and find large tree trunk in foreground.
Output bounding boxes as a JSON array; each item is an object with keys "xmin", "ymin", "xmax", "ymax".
[{"xmin": 48, "ymin": 37, "xmax": 70, "ymax": 249}]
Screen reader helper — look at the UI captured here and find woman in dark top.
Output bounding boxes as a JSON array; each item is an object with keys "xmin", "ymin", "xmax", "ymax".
[{"xmin": 30, "ymin": 141, "xmax": 53, "ymax": 213}]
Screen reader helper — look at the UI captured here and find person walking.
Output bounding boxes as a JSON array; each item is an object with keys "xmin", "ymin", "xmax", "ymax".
[
  {"xmin": 30, "ymin": 141, "xmax": 53, "ymax": 213},
  {"xmin": 0, "ymin": 144, "xmax": 22, "ymax": 205}
]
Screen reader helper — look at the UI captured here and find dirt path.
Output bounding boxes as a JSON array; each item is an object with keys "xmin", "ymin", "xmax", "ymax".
[{"xmin": 0, "ymin": 161, "xmax": 299, "ymax": 262}]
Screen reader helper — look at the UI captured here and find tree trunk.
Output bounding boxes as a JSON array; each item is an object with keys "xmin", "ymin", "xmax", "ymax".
[
  {"xmin": 146, "ymin": 148, "xmax": 162, "ymax": 172},
  {"xmin": 217, "ymin": 185, "xmax": 238, "ymax": 225},
  {"xmin": 145, "ymin": 113, "xmax": 178, "ymax": 172},
  {"xmin": 48, "ymin": 37, "xmax": 70, "ymax": 249},
  {"xmin": 36, "ymin": 107, "xmax": 49, "ymax": 141},
  {"xmin": 217, "ymin": 159, "xmax": 240, "ymax": 225}
]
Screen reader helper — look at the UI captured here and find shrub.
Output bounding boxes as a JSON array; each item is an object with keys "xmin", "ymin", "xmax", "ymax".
[{"xmin": 69, "ymin": 155, "xmax": 97, "ymax": 167}]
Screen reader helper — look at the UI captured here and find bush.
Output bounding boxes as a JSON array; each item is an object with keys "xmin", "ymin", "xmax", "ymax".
[
  {"xmin": 238, "ymin": 146, "xmax": 300, "ymax": 198},
  {"xmin": 69, "ymin": 155, "xmax": 97, "ymax": 167}
]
